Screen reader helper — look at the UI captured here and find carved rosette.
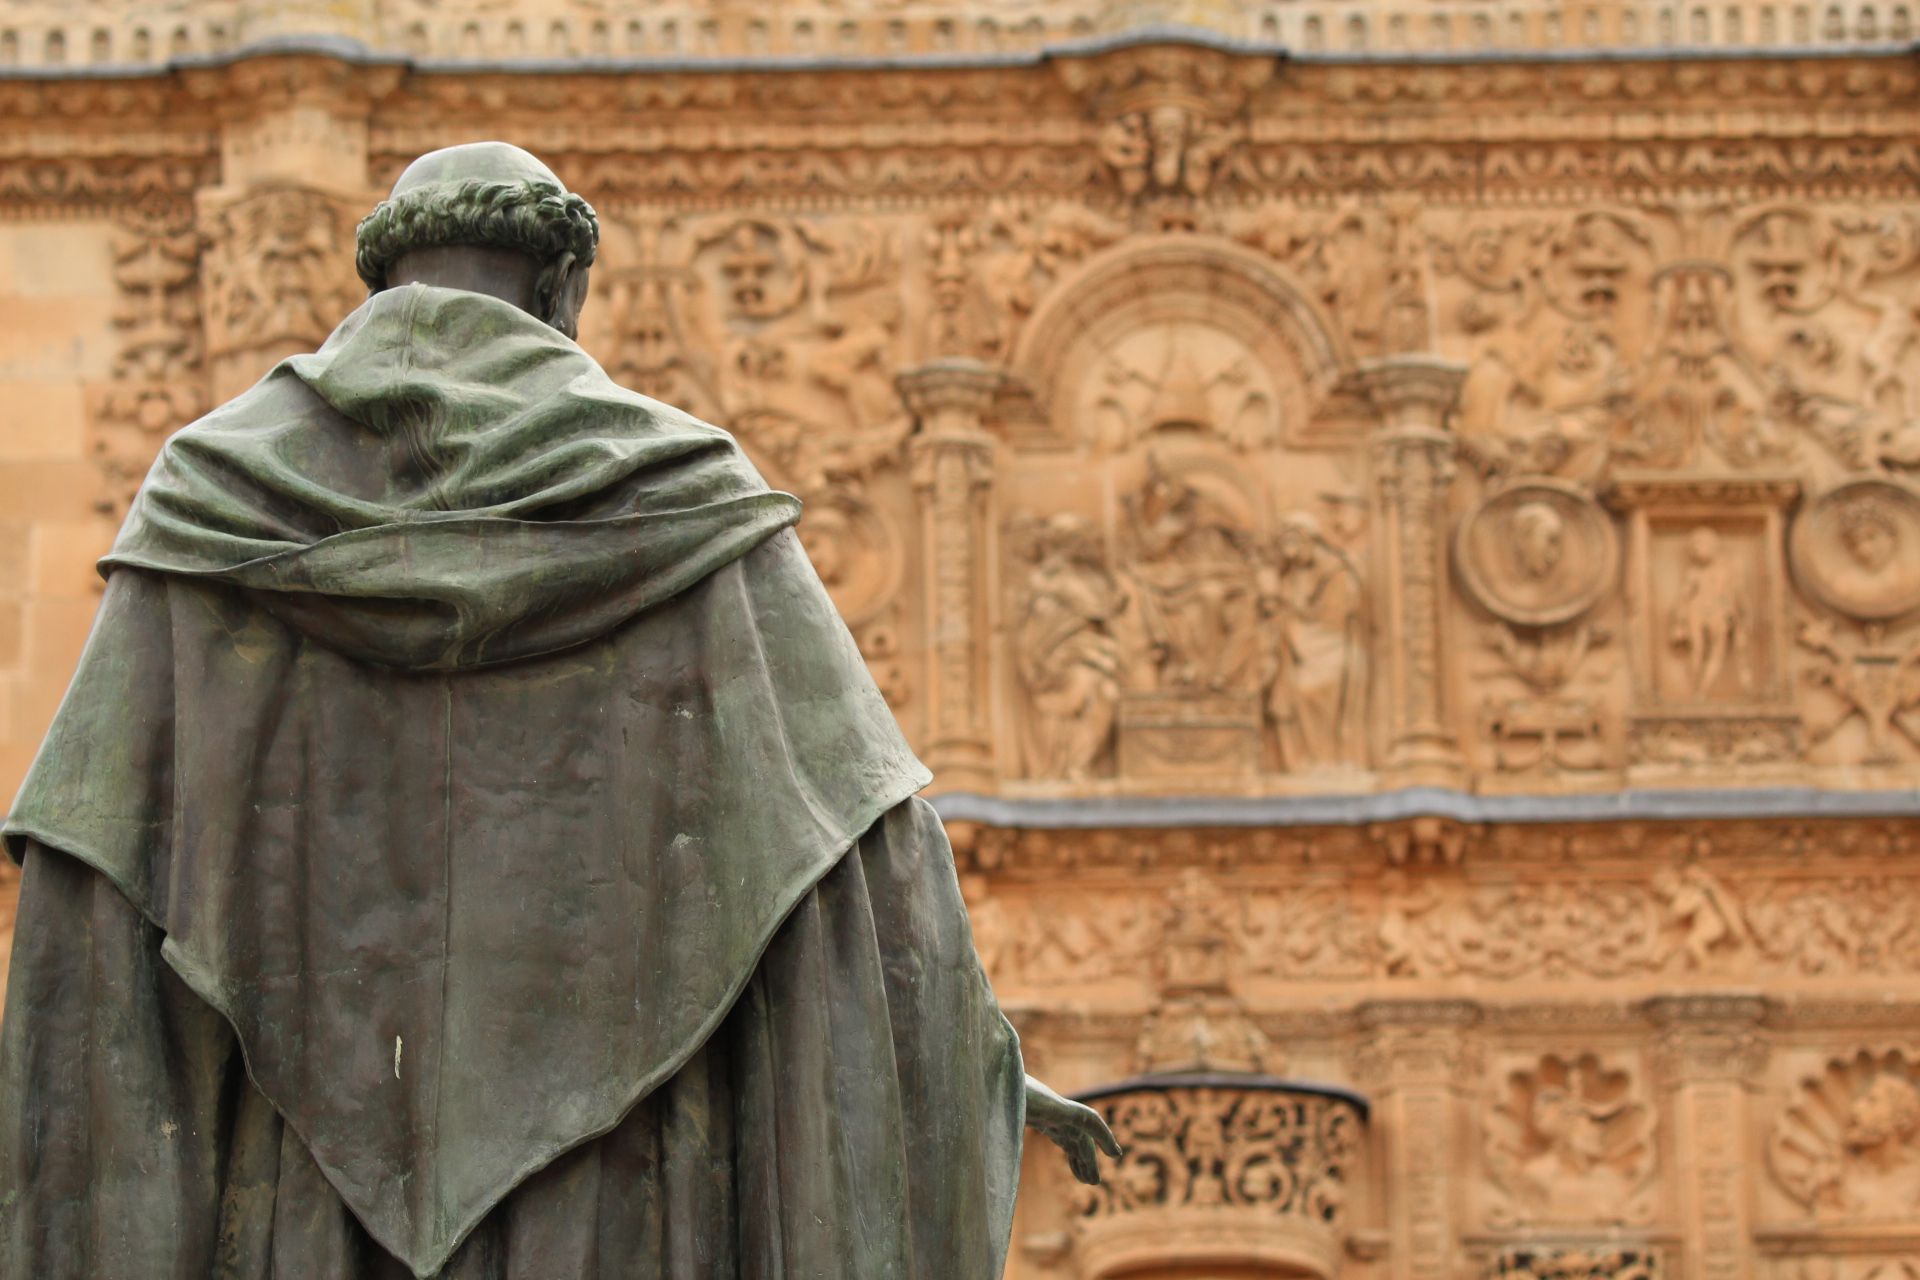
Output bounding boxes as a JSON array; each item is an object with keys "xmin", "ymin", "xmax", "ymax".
[
  {"xmin": 1071, "ymin": 1076, "xmax": 1368, "ymax": 1280},
  {"xmin": 901, "ymin": 359, "xmax": 1004, "ymax": 791},
  {"xmin": 1360, "ymin": 357, "xmax": 1470, "ymax": 787}
]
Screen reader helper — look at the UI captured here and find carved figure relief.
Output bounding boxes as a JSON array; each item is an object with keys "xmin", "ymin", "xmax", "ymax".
[
  {"xmin": 1440, "ymin": 211, "xmax": 1653, "ymax": 485},
  {"xmin": 1770, "ymin": 1049, "xmax": 1920, "ymax": 1220},
  {"xmin": 1486, "ymin": 1053, "xmax": 1658, "ymax": 1226},
  {"xmin": 1260, "ymin": 513, "xmax": 1367, "ymax": 771},
  {"xmin": 1237, "ymin": 201, "xmax": 1433, "ymax": 361},
  {"xmin": 1457, "ymin": 478, "xmax": 1619, "ymax": 628},
  {"xmin": 1120, "ymin": 456, "xmax": 1260, "ymax": 695},
  {"xmin": 1614, "ymin": 476, "xmax": 1800, "ymax": 764},
  {"xmin": 1008, "ymin": 514, "xmax": 1127, "ymax": 780},
  {"xmin": 1653, "ymin": 865, "xmax": 1749, "ymax": 970},
  {"xmin": 1791, "ymin": 479, "xmax": 1920, "ymax": 621},
  {"xmin": 1668, "ymin": 526, "xmax": 1750, "ymax": 699},
  {"xmin": 1054, "ymin": 43, "xmax": 1269, "ymax": 205},
  {"xmin": 1095, "ymin": 105, "xmax": 1237, "ymax": 199},
  {"xmin": 1784, "ymin": 1260, "xmax": 1920, "ymax": 1280}
]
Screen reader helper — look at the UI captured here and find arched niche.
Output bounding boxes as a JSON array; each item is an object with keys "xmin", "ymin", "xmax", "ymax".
[{"xmin": 1008, "ymin": 236, "xmax": 1359, "ymax": 454}]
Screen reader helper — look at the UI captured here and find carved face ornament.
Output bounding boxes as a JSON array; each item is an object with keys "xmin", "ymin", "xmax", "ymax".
[
  {"xmin": 1845, "ymin": 1075, "xmax": 1920, "ymax": 1153},
  {"xmin": 1840, "ymin": 503, "xmax": 1900, "ymax": 572},
  {"xmin": 1512, "ymin": 502, "xmax": 1567, "ymax": 581}
]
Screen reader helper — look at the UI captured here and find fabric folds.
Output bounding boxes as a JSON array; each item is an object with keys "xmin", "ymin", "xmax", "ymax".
[{"xmin": 0, "ymin": 283, "xmax": 1023, "ymax": 1276}]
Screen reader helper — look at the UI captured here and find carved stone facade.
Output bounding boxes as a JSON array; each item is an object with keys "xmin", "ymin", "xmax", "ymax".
[{"xmin": 3, "ymin": 8, "xmax": 1920, "ymax": 1279}]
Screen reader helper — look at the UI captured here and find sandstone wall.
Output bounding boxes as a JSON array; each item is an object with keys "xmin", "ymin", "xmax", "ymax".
[{"xmin": 3, "ymin": 10, "xmax": 1920, "ymax": 1278}]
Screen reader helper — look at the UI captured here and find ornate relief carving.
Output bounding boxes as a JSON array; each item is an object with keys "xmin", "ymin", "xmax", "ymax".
[
  {"xmin": 1260, "ymin": 513, "xmax": 1367, "ymax": 772},
  {"xmin": 948, "ymin": 202, "xmax": 1126, "ymax": 369},
  {"xmin": 1613, "ymin": 474, "xmax": 1802, "ymax": 768},
  {"xmin": 1490, "ymin": 1248, "xmax": 1663, "ymax": 1280},
  {"xmin": 1475, "ymin": 619, "xmax": 1613, "ymax": 774},
  {"xmin": 1777, "ymin": 1261, "xmax": 1920, "ymax": 1280},
  {"xmin": 1238, "ymin": 201, "xmax": 1434, "ymax": 361},
  {"xmin": 968, "ymin": 858, "xmax": 1920, "ymax": 993},
  {"xmin": 1795, "ymin": 616, "xmax": 1920, "ymax": 764},
  {"xmin": 1457, "ymin": 477, "xmax": 1620, "ymax": 628},
  {"xmin": 1791, "ymin": 480, "xmax": 1920, "ymax": 622},
  {"xmin": 1121, "ymin": 454, "xmax": 1259, "ymax": 695},
  {"xmin": 1134, "ymin": 869, "xmax": 1275, "ymax": 1076},
  {"xmin": 1086, "ymin": 322, "xmax": 1279, "ymax": 451},
  {"xmin": 1053, "ymin": 43, "xmax": 1270, "ymax": 205},
  {"xmin": 198, "ymin": 183, "xmax": 360, "ymax": 378},
  {"xmin": 1770, "ymin": 1049, "xmax": 1920, "ymax": 1221},
  {"xmin": 1440, "ymin": 210, "xmax": 1654, "ymax": 487},
  {"xmin": 1485, "ymin": 1052, "xmax": 1658, "ymax": 1226},
  {"xmin": 88, "ymin": 206, "xmax": 208, "ymax": 516},
  {"xmin": 1008, "ymin": 513, "xmax": 1126, "ymax": 781},
  {"xmin": 1073, "ymin": 1084, "xmax": 1363, "ymax": 1275}
]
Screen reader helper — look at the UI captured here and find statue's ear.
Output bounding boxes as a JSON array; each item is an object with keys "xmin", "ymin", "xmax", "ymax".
[{"xmin": 536, "ymin": 251, "xmax": 591, "ymax": 339}]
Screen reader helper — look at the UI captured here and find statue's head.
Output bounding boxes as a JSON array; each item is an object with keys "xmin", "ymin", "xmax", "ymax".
[{"xmin": 355, "ymin": 141, "xmax": 599, "ymax": 339}]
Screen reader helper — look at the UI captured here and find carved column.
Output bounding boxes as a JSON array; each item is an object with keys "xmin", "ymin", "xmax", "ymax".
[
  {"xmin": 899, "ymin": 359, "xmax": 1004, "ymax": 792},
  {"xmin": 1358, "ymin": 357, "xmax": 1469, "ymax": 789},
  {"xmin": 1353, "ymin": 999, "xmax": 1480, "ymax": 1280},
  {"xmin": 1643, "ymin": 994, "xmax": 1770, "ymax": 1280},
  {"xmin": 185, "ymin": 57, "xmax": 392, "ymax": 401}
]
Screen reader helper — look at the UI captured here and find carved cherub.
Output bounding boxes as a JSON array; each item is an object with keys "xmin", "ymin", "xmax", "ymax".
[{"xmin": 1653, "ymin": 865, "xmax": 1746, "ymax": 970}]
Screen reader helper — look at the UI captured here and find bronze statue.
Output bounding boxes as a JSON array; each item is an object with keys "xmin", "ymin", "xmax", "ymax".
[{"xmin": 0, "ymin": 142, "xmax": 1113, "ymax": 1279}]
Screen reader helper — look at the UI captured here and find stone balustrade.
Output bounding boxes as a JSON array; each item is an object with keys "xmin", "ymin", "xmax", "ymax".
[{"xmin": 0, "ymin": 0, "xmax": 1914, "ymax": 75}]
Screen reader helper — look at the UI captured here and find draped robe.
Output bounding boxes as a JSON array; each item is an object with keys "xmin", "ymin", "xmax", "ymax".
[{"xmin": 0, "ymin": 284, "xmax": 1025, "ymax": 1279}]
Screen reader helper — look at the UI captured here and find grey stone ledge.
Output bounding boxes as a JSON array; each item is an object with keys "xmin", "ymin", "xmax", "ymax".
[{"xmin": 930, "ymin": 786, "xmax": 1920, "ymax": 830}]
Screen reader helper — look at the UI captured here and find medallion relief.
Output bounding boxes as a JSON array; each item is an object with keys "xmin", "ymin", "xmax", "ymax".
[
  {"xmin": 1769, "ymin": 1049, "xmax": 1920, "ymax": 1222},
  {"xmin": 1456, "ymin": 478, "xmax": 1619, "ymax": 629},
  {"xmin": 1790, "ymin": 479, "xmax": 1920, "ymax": 622},
  {"xmin": 1484, "ymin": 1052, "xmax": 1658, "ymax": 1227}
]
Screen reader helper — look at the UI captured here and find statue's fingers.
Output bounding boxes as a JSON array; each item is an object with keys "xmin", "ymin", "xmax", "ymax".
[
  {"xmin": 1069, "ymin": 1141, "xmax": 1100, "ymax": 1185},
  {"xmin": 1092, "ymin": 1117, "xmax": 1122, "ymax": 1158}
]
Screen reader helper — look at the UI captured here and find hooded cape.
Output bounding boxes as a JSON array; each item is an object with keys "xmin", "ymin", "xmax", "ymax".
[{"xmin": 1, "ymin": 285, "xmax": 1018, "ymax": 1275}]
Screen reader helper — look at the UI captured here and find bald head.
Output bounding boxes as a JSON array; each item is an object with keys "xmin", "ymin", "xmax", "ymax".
[{"xmin": 356, "ymin": 142, "xmax": 599, "ymax": 339}]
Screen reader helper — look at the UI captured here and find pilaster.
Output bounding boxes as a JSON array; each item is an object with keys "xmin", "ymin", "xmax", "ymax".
[
  {"xmin": 1353, "ymin": 998, "xmax": 1481, "ymax": 1280},
  {"xmin": 1643, "ymin": 993, "xmax": 1771, "ymax": 1280},
  {"xmin": 900, "ymin": 359, "xmax": 1004, "ymax": 792},
  {"xmin": 1357, "ymin": 356, "xmax": 1469, "ymax": 789}
]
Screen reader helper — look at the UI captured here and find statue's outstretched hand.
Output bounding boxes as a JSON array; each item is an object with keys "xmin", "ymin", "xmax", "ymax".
[{"xmin": 1024, "ymin": 1074, "xmax": 1121, "ymax": 1186}]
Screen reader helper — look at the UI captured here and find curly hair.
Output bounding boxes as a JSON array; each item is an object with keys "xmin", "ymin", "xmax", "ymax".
[{"xmin": 354, "ymin": 177, "xmax": 599, "ymax": 293}]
